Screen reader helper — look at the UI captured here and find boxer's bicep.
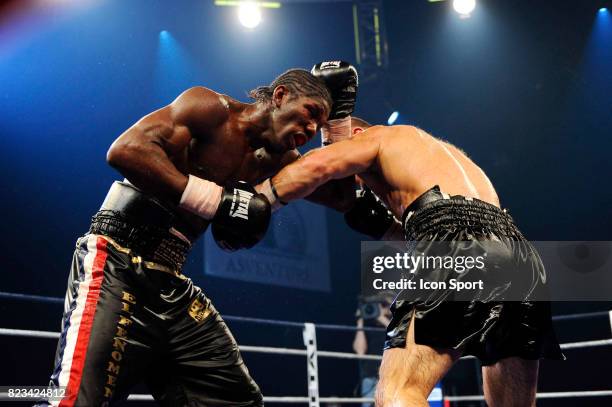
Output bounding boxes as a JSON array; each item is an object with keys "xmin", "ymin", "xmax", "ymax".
[{"xmin": 107, "ymin": 87, "xmax": 226, "ymax": 203}]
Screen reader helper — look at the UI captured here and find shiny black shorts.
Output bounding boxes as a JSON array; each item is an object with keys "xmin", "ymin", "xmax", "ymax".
[
  {"xmin": 384, "ymin": 186, "xmax": 564, "ymax": 365},
  {"xmin": 45, "ymin": 234, "xmax": 262, "ymax": 406}
]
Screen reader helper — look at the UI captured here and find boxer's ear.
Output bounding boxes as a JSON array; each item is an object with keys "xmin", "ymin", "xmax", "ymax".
[
  {"xmin": 352, "ymin": 126, "xmax": 364, "ymax": 136},
  {"xmin": 272, "ymin": 85, "xmax": 288, "ymax": 108}
]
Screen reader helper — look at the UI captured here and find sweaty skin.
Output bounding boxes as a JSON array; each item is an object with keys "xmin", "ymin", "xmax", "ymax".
[
  {"xmin": 271, "ymin": 124, "xmax": 499, "ymax": 218},
  {"xmin": 107, "ymin": 85, "xmax": 351, "ymax": 239}
]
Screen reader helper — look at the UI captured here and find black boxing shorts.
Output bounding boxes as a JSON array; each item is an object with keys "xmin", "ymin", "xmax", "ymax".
[
  {"xmin": 384, "ymin": 186, "xmax": 565, "ymax": 365},
  {"xmin": 42, "ymin": 182, "xmax": 262, "ymax": 406}
]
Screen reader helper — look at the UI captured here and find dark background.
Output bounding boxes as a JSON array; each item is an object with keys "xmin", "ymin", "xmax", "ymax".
[{"xmin": 0, "ymin": 0, "xmax": 610, "ymax": 405}]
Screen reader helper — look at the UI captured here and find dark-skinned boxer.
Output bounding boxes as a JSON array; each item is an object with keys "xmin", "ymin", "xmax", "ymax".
[
  {"xmin": 260, "ymin": 119, "xmax": 564, "ymax": 407},
  {"xmin": 42, "ymin": 63, "xmax": 358, "ymax": 407}
]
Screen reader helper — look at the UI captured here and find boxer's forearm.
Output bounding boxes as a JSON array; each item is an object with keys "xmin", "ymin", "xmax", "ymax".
[
  {"xmin": 272, "ymin": 134, "xmax": 381, "ymax": 203},
  {"xmin": 275, "ymin": 149, "xmax": 355, "ymax": 211}
]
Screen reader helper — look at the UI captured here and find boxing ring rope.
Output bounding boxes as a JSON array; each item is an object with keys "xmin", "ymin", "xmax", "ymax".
[{"xmin": 1, "ymin": 291, "xmax": 611, "ymax": 405}]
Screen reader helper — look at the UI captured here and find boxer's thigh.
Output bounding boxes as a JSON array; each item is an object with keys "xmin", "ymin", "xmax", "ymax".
[
  {"xmin": 50, "ymin": 235, "xmax": 154, "ymax": 406},
  {"xmin": 153, "ymin": 291, "xmax": 262, "ymax": 406},
  {"xmin": 377, "ymin": 311, "xmax": 461, "ymax": 405}
]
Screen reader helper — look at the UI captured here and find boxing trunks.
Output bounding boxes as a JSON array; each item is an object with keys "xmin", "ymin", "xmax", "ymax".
[
  {"xmin": 43, "ymin": 182, "xmax": 262, "ymax": 406},
  {"xmin": 385, "ymin": 186, "xmax": 564, "ymax": 365}
]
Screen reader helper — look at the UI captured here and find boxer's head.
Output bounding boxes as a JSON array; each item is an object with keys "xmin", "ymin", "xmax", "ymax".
[
  {"xmin": 351, "ymin": 117, "xmax": 372, "ymax": 136},
  {"xmin": 249, "ymin": 69, "xmax": 332, "ymax": 153}
]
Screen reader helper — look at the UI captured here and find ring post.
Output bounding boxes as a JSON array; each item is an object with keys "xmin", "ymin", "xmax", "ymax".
[{"xmin": 303, "ymin": 322, "xmax": 320, "ymax": 407}]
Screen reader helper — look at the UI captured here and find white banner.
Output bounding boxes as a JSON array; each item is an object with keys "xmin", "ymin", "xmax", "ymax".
[{"xmin": 204, "ymin": 201, "xmax": 331, "ymax": 292}]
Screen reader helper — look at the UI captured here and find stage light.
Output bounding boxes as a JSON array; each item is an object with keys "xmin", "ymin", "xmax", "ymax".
[
  {"xmin": 599, "ymin": 7, "xmax": 608, "ymax": 13},
  {"xmin": 387, "ymin": 111, "xmax": 399, "ymax": 125},
  {"xmin": 453, "ymin": 0, "xmax": 476, "ymax": 16},
  {"xmin": 238, "ymin": 2, "xmax": 262, "ymax": 28}
]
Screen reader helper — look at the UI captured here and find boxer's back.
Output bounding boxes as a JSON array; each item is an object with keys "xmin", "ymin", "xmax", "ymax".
[{"xmin": 359, "ymin": 125, "xmax": 499, "ymax": 218}]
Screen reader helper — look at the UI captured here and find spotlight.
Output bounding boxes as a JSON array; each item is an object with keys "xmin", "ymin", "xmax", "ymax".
[
  {"xmin": 599, "ymin": 7, "xmax": 608, "ymax": 13},
  {"xmin": 453, "ymin": 0, "xmax": 476, "ymax": 16},
  {"xmin": 238, "ymin": 2, "xmax": 262, "ymax": 29},
  {"xmin": 387, "ymin": 111, "xmax": 399, "ymax": 125}
]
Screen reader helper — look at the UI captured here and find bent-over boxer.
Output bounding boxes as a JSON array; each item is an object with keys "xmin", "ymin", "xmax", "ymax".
[
  {"xmin": 43, "ymin": 63, "xmax": 358, "ymax": 406},
  {"xmin": 261, "ymin": 118, "xmax": 564, "ymax": 407}
]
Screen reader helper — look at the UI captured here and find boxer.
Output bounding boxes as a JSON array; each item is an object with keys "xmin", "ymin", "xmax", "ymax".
[
  {"xmin": 262, "ymin": 118, "xmax": 564, "ymax": 407},
  {"xmin": 43, "ymin": 63, "xmax": 358, "ymax": 406}
]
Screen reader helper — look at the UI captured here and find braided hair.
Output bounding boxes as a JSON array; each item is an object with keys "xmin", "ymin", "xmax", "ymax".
[{"xmin": 249, "ymin": 68, "xmax": 332, "ymax": 108}]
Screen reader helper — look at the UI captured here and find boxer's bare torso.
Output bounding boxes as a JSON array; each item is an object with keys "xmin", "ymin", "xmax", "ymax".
[
  {"xmin": 108, "ymin": 86, "xmax": 330, "ymax": 238},
  {"xmin": 272, "ymin": 124, "xmax": 499, "ymax": 220},
  {"xmin": 357, "ymin": 125, "xmax": 499, "ymax": 219}
]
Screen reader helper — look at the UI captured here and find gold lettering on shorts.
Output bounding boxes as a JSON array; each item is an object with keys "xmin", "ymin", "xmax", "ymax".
[
  {"xmin": 121, "ymin": 302, "xmax": 133, "ymax": 314},
  {"xmin": 188, "ymin": 297, "xmax": 212, "ymax": 323},
  {"xmin": 116, "ymin": 326, "xmax": 128, "ymax": 337},
  {"xmin": 107, "ymin": 361, "xmax": 120, "ymax": 375},
  {"xmin": 122, "ymin": 291, "xmax": 137, "ymax": 304},
  {"xmin": 103, "ymin": 290, "xmax": 136, "ymax": 400},
  {"xmin": 107, "ymin": 375, "xmax": 117, "ymax": 386},
  {"xmin": 112, "ymin": 337, "xmax": 126, "ymax": 352},
  {"xmin": 111, "ymin": 351, "xmax": 122, "ymax": 361}
]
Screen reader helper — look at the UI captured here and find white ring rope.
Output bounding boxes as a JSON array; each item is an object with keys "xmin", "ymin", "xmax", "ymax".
[
  {"xmin": 445, "ymin": 390, "xmax": 612, "ymax": 402},
  {"xmin": 1, "ymin": 328, "xmax": 611, "ymax": 360},
  {"xmin": 559, "ymin": 338, "xmax": 612, "ymax": 350},
  {"xmin": 2, "ymin": 307, "xmax": 611, "ymax": 404},
  {"xmin": 127, "ymin": 395, "xmax": 379, "ymax": 403},
  {"xmin": 125, "ymin": 391, "xmax": 612, "ymax": 403}
]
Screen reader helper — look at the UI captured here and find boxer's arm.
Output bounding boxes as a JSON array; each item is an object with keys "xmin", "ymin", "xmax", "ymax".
[
  {"xmin": 106, "ymin": 86, "xmax": 227, "ymax": 204},
  {"xmin": 353, "ymin": 318, "xmax": 367, "ymax": 355},
  {"xmin": 272, "ymin": 127, "xmax": 383, "ymax": 203},
  {"xmin": 277, "ymin": 150, "xmax": 356, "ymax": 212}
]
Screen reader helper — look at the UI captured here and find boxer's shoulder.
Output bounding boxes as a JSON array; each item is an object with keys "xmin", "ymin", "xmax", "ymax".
[{"xmin": 171, "ymin": 86, "xmax": 234, "ymax": 130}]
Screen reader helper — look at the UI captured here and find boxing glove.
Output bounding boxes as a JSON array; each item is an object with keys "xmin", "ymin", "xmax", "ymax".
[
  {"xmin": 344, "ymin": 187, "xmax": 401, "ymax": 240},
  {"xmin": 311, "ymin": 61, "xmax": 358, "ymax": 120},
  {"xmin": 212, "ymin": 182, "xmax": 271, "ymax": 251}
]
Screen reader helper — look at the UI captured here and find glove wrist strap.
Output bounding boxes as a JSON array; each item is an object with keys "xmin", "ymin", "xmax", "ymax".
[{"xmin": 256, "ymin": 178, "xmax": 286, "ymax": 212}]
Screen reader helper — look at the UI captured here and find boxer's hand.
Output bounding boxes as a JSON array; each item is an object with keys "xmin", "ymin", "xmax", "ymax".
[
  {"xmin": 311, "ymin": 61, "xmax": 358, "ymax": 120},
  {"xmin": 212, "ymin": 182, "xmax": 271, "ymax": 251},
  {"xmin": 344, "ymin": 187, "xmax": 399, "ymax": 240},
  {"xmin": 312, "ymin": 61, "xmax": 359, "ymax": 145}
]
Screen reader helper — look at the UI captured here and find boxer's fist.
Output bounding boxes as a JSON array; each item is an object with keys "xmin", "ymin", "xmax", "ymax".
[
  {"xmin": 311, "ymin": 61, "xmax": 358, "ymax": 120},
  {"xmin": 212, "ymin": 182, "xmax": 271, "ymax": 251},
  {"xmin": 344, "ymin": 187, "xmax": 396, "ymax": 240}
]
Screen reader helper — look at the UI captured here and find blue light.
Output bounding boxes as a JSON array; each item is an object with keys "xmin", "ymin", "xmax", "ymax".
[
  {"xmin": 599, "ymin": 8, "xmax": 608, "ymax": 13},
  {"xmin": 387, "ymin": 111, "xmax": 400, "ymax": 125},
  {"xmin": 155, "ymin": 30, "xmax": 198, "ymax": 103}
]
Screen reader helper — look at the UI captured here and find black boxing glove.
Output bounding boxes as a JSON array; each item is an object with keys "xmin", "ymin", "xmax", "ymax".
[
  {"xmin": 311, "ymin": 61, "xmax": 358, "ymax": 120},
  {"xmin": 344, "ymin": 187, "xmax": 403, "ymax": 240},
  {"xmin": 211, "ymin": 182, "xmax": 271, "ymax": 251},
  {"xmin": 311, "ymin": 61, "xmax": 359, "ymax": 145}
]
